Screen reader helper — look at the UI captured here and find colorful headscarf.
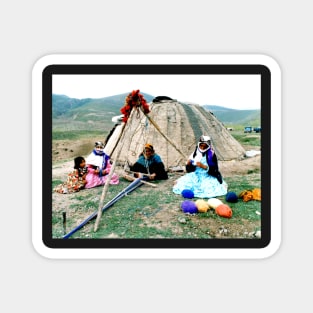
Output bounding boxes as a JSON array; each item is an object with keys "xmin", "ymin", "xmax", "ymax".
[{"xmin": 144, "ymin": 143, "xmax": 154, "ymax": 152}]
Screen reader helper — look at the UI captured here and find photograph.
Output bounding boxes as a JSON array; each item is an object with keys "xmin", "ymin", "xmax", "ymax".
[{"xmin": 43, "ymin": 61, "xmax": 267, "ymax": 251}]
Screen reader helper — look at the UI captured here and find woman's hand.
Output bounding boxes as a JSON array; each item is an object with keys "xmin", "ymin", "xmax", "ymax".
[
  {"xmin": 196, "ymin": 162, "xmax": 208, "ymax": 170},
  {"xmin": 149, "ymin": 173, "xmax": 156, "ymax": 180}
]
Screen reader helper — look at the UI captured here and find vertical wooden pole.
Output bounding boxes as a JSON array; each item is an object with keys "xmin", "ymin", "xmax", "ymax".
[
  {"xmin": 94, "ymin": 159, "xmax": 119, "ymax": 231},
  {"xmin": 93, "ymin": 115, "xmax": 131, "ymax": 232},
  {"xmin": 93, "ymin": 121, "xmax": 127, "ymax": 232}
]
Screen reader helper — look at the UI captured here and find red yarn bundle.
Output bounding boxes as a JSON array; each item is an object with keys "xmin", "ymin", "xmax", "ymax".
[
  {"xmin": 215, "ymin": 204, "xmax": 233, "ymax": 218},
  {"xmin": 120, "ymin": 90, "xmax": 150, "ymax": 123}
]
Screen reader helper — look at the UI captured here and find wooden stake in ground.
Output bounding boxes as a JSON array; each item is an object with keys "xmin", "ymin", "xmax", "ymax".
[{"xmin": 62, "ymin": 211, "xmax": 66, "ymax": 235}]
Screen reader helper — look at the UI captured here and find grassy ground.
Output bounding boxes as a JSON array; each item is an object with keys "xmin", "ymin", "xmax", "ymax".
[{"xmin": 52, "ymin": 130, "xmax": 261, "ymax": 239}]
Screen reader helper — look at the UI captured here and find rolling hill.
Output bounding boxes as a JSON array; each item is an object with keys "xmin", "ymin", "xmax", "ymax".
[
  {"xmin": 203, "ymin": 105, "xmax": 260, "ymax": 126},
  {"xmin": 52, "ymin": 93, "xmax": 260, "ymax": 133}
]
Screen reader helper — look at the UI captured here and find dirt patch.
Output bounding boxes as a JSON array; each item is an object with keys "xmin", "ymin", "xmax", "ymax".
[
  {"xmin": 52, "ymin": 138, "xmax": 102, "ymax": 163},
  {"xmin": 219, "ymin": 154, "xmax": 260, "ymax": 176}
]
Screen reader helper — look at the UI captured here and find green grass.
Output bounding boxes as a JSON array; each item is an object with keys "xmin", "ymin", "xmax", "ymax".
[
  {"xmin": 230, "ymin": 130, "xmax": 261, "ymax": 147},
  {"xmin": 52, "ymin": 123, "xmax": 262, "ymax": 239},
  {"xmin": 52, "ymin": 130, "xmax": 106, "ymax": 140},
  {"xmin": 52, "ymin": 170, "xmax": 261, "ymax": 239}
]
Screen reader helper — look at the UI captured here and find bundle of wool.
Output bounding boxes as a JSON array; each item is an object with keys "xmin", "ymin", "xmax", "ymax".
[
  {"xmin": 238, "ymin": 190, "xmax": 254, "ymax": 202},
  {"xmin": 181, "ymin": 201, "xmax": 198, "ymax": 214},
  {"xmin": 181, "ymin": 189, "xmax": 194, "ymax": 199},
  {"xmin": 207, "ymin": 198, "xmax": 223, "ymax": 209},
  {"xmin": 215, "ymin": 204, "xmax": 233, "ymax": 218},
  {"xmin": 238, "ymin": 188, "xmax": 261, "ymax": 202},
  {"xmin": 195, "ymin": 199, "xmax": 210, "ymax": 213},
  {"xmin": 225, "ymin": 191, "xmax": 238, "ymax": 203},
  {"xmin": 252, "ymin": 188, "xmax": 261, "ymax": 201}
]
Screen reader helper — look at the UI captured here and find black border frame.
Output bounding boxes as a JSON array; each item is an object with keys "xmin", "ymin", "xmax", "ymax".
[{"xmin": 43, "ymin": 64, "xmax": 271, "ymax": 250}]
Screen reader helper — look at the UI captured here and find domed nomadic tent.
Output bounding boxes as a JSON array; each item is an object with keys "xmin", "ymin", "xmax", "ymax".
[{"xmin": 104, "ymin": 90, "xmax": 246, "ymax": 172}]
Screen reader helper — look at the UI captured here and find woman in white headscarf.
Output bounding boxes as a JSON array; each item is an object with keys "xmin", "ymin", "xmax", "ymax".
[
  {"xmin": 85, "ymin": 141, "xmax": 119, "ymax": 189},
  {"xmin": 172, "ymin": 135, "xmax": 227, "ymax": 198}
]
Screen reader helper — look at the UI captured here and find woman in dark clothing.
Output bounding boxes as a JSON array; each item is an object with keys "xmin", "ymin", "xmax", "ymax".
[{"xmin": 130, "ymin": 143, "xmax": 168, "ymax": 181}]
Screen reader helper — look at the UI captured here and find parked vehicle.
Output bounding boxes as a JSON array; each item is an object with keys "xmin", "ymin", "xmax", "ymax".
[
  {"xmin": 244, "ymin": 126, "xmax": 253, "ymax": 133},
  {"xmin": 254, "ymin": 127, "xmax": 261, "ymax": 133}
]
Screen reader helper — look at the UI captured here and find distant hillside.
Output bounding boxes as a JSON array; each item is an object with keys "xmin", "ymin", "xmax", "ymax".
[
  {"xmin": 52, "ymin": 93, "xmax": 154, "ymax": 133},
  {"xmin": 203, "ymin": 105, "xmax": 260, "ymax": 126},
  {"xmin": 52, "ymin": 94, "xmax": 93, "ymax": 118},
  {"xmin": 52, "ymin": 93, "xmax": 154, "ymax": 118},
  {"xmin": 203, "ymin": 105, "xmax": 237, "ymax": 112},
  {"xmin": 52, "ymin": 94, "xmax": 260, "ymax": 134}
]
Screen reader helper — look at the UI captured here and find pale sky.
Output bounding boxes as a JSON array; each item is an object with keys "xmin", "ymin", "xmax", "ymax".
[{"xmin": 53, "ymin": 74, "xmax": 261, "ymax": 110}]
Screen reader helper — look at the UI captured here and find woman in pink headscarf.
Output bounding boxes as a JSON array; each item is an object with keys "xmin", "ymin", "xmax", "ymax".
[{"xmin": 84, "ymin": 141, "xmax": 119, "ymax": 189}]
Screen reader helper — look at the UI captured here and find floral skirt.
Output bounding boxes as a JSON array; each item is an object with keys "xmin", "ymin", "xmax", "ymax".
[{"xmin": 54, "ymin": 170, "xmax": 86, "ymax": 194}]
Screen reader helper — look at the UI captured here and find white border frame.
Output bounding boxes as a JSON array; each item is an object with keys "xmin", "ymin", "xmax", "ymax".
[{"xmin": 32, "ymin": 54, "xmax": 281, "ymax": 259}]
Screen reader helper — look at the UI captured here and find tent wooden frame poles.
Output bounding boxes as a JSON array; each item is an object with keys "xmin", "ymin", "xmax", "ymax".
[
  {"xmin": 94, "ymin": 107, "xmax": 140, "ymax": 232},
  {"xmin": 93, "ymin": 100, "xmax": 188, "ymax": 233},
  {"xmin": 94, "ymin": 122, "xmax": 127, "ymax": 232}
]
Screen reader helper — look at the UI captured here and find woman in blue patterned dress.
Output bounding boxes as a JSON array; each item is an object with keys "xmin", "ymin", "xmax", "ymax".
[{"xmin": 172, "ymin": 135, "xmax": 227, "ymax": 198}]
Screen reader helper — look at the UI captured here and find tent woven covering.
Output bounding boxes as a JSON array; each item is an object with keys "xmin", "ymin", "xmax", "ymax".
[{"xmin": 104, "ymin": 95, "xmax": 246, "ymax": 172}]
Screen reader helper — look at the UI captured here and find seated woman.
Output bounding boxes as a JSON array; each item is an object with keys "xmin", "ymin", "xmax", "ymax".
[
  {"xmin": 85, "ymin": 141, "xmax": 119, "ymax": 188},
  {"xmin": 172, "ymin": 135, "xmax": 227, "ymax": 198},
  {"xmin": 130, "ymin": 143, "xmax": 168, "ymax": 181}
]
